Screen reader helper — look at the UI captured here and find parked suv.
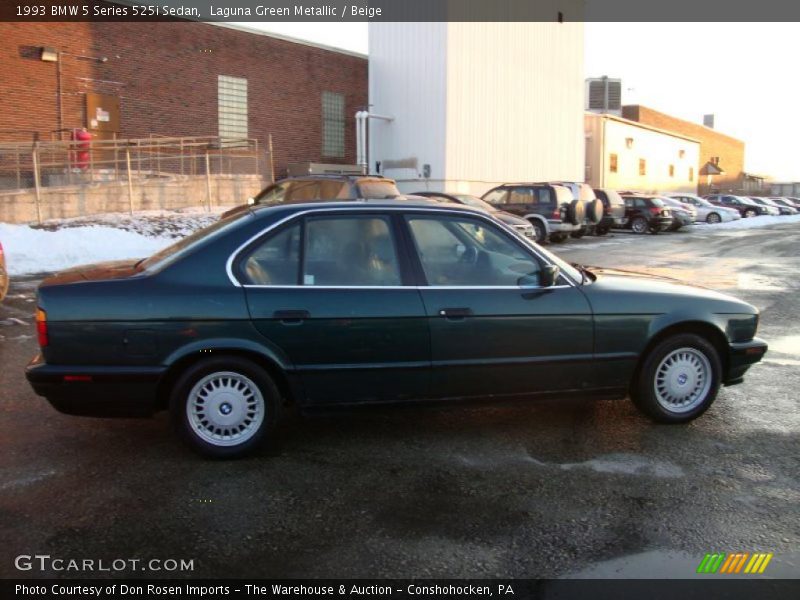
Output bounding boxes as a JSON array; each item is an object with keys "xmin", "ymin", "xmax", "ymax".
[
  {"xmin": 221, "ymin": 175, "xmax": 403, "ymax": 219},
  {"xmin": 550, "ymin": 182, "xmax": 604, "ymax": 238},
  {"xmin": 411, "ymin": 191, "xmax": 535, "ymax": 239},
  {"xmin": 592, "ymin": 188, "xmax": 626, "ymax": 235},
  {"xmin": 620, "ymin": 194, "xmax": 673, "ymax": 234},
  {"xmin": 482, "ymin": 184, "xmax": 584, "ymax": 243},
  {"xmin": 704, "ymin": 194, "xmax": 767, "ymax": 218}
]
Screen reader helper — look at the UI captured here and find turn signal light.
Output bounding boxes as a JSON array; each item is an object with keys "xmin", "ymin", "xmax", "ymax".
[{"xmin": 36, "ymin": 308, "xmax": 48, "ymax": 348}]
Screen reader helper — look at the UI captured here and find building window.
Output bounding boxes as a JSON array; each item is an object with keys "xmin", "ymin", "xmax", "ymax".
[
  {"xmin": 609, "ymin": 153, "xmax": 618, "ymax": 173},
  {"xmin": 689, "ymin": 167, "xmax": 694, "ymax": 182},
  {"xmin": 625, "ymin": 137, "xmax": 634, "ymax": 149},
  {"xmin": 218, "ymin": 75, "xmax": 248, "ymax": 140},
  {"xmin": 322, "ymin": 91, "xmax": 345, "ymax": 158},
  {"xmin": 669, "ymin": 164, "xmax": 675, "ymax": 177},
  {"xmin": 639, "ymin": 159, "xmax": 646, "ymax": 176},
  {"xmin": 679, "ymin": 149, "xmax": 685, "ymax": 159}
]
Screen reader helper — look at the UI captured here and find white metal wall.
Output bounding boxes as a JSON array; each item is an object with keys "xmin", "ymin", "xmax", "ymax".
[
  {"xmin": 368, "ymin": 23, "xmax": 448, "ymax": 188},
  {"xmin": 368, "ymin": 16, "xmax": 585, "ymax": 196},
  {"xmin": 585, "ymin": 113, "xmax": 700, "ymax": 193}
]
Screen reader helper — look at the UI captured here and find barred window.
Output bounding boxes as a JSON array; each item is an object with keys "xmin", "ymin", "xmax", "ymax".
[
  {"xmin": 322, "ymin": 91, "xmax": 345, "ymax": 158},
  {"xmin": 218, "ymin": 75, "xmax": 248, "ymax": 141}
]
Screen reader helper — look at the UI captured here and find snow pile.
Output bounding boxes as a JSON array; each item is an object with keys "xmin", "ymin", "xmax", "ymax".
[
  {"xmin": 0, "ymin": 206, "xmax": 226, "ymax": 276},
  {"xmin": 693, "ymin": 213, "xmax": 800, "ymax": 230}
]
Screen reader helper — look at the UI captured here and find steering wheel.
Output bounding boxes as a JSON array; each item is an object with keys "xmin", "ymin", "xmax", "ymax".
[{"xmin": 459, "ymin": 246, "xmax": 479, "ymax": 265}]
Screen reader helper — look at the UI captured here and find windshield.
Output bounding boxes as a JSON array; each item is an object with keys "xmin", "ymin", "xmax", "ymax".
[
  {"xmin": 739, "ymin": 197, "xmax": 757, "ymax": 205},
  {"xmin": 453, "ymin": 194, "xmax": 497, "ymax": 212},
  {"xmin": 139, "ymin": 212, "xmax": 249, "ymax": 272}
]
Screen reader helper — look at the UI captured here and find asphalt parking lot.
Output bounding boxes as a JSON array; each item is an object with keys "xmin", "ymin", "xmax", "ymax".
[{"xmin": 1, "ymin": 225, "xmax": 798, "ymax": 579}]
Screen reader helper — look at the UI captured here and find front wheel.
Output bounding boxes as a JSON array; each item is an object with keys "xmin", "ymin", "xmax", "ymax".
[
  {"xmin": 530, "ymin": 220, "xmax": 547, "ymax": 244},
  {"xmin": 744, "ymin": 209, "xmax": 757, "ymax": 218},
  {"xmin": 170, "ymin": 356, "xmax": 279, "ymax": 458},
  {"xmin": 631, "ymin": 334, "xmax": 722, "ymax": 423}
]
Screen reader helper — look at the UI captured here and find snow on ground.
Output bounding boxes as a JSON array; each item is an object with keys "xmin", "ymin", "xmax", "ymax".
[
  {"xmin": 1, "ymin": 206, "xmax": 227, "ymax": 276},
  {"xmin": 0, "ymin": 207, "xmax": 798, "ymax": 277}
]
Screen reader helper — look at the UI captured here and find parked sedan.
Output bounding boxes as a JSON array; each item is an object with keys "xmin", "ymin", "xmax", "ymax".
[
  {"xmin": 747, "ymin": 197, "xmax": 781, "ymax": 216},
  {"xmin": 26, "ymin": 201, "xmax": 767, "ymax": 457},
  {"xmin": 411, "ymin": 191, "xmax": 536, "ymax": 239},
  {"xmin": 659, "ymin": 197, "xmax": 696, "ymax": 231},
  {"xmin": 620, "ymin": 194, "xmax": 673, "ymax": 233},
  {"xmin": 766, "ymin": 198, "xmax": 798, "ymax": 215},
  {"xmin": 663, "ymin": 193, "xmax": 739, "ymax": 224},
  {"xmin": 0, "ymin": 240, "xmax": 8, "ymax": 302}
]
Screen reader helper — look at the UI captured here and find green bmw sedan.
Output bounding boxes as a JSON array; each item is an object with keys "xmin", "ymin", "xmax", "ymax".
[{"xmin": 26, "ymin": 200, "xmax": 767, "ymax": 457}]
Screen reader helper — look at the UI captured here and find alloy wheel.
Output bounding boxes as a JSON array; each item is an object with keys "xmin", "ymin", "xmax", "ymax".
[
  {"xmin": 653, "ymin": 348, "xmax": 712, "ymax": 414},
  {"xmin": 706, "ymin": 213, "xmax": 721, "ymax": 224}
]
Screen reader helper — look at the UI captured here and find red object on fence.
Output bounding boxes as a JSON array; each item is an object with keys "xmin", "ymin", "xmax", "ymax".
[{"xmin": 70, "ymin": 128, "xmax": 92, "ymax": 169}]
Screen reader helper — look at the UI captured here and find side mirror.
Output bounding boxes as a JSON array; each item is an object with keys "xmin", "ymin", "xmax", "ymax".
[{"xmin": 540, "ymin": 264, "xmax": 560, "ymax": 287}]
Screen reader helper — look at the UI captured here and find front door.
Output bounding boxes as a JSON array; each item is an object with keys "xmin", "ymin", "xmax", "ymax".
[
  {"xmin": 240, "ymin": 213, "xmax": 430, "ymax": 406},
  {"xmin": 402, "ymin": 212, "xmax": 594, "ymax": 400}
]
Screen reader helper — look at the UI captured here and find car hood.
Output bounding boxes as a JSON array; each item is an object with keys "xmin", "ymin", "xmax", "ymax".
[
  {"xmin": 584, "ymin": 266, "xmax": 757, "ymax": 312},
  {"xmin": 494, "ymin": 211, "xmax": 530, "ymax": 227},
  {"xmin": 40, "ymin": 259, "xmax": 143, "ymax": 287}
]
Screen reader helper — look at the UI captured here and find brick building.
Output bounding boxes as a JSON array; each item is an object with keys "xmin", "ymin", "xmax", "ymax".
[
  {"xmin": 0, "ymin": 21, "xmax": 367, "ymax": 177},
  {"xmin": 622, "ymin": 105, "xmax": 745, "ymax": 195}
]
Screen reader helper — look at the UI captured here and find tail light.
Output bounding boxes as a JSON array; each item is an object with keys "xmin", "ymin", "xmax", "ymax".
[
  {"xmin": 649, "ymin": 206, "xmax": 661, "ymax": 215},
  {"xmin": 552, "ymin": 206, "xmax": 561, "ymax": 219},
  {"xmin": 36, "ymin": 308, "xmax": 48, "ymax": 348}
]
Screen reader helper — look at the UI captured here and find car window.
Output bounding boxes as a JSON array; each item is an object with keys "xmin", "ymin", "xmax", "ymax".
[
  {"xmin": 634, "ymin": 198, "xmax": 647, "ymax": 208},
  {"xmin": 650, "ymin": 198, "xmax": 665, "ymax": 208},
  {"xmin": 483, "ymin": 188, "xmax": 509, "ymax": 205},
  {"xmin": 318, "ymin": 180, "xmax": 352, "ymax": 199},
  {"xmin": 508, "ymin": 188, "xmax": 535, "ymax": 205},
  {"xmin": 240, "ymin": 222, "xmax": 301, "ymax": 285},
  {"xmin": 406, "ymin": 215, "xmax": 541, "ymax": 287},
  {"xmin": 623, "ymin": 197, "xmax": 634, "ymax": 208},
  {"xmin": 254, "ymin": 183, "xmax": 289, "ymax": 206},
  {"xmin": 284, "ymin": 181, "xmax": 322, "ymax": 202},
  {"xmin": 357, "ymin": 180, "xmax": 401, "ymax": 199},
  {"xmin": 604, "ymin": 189, "xmax": 624, "ymax": 206},
  {"xmin": 304, "ymin": 216, "xmax": 401, "ymax": 286},
  {"xmin": 537, "ymin": 187, "xmax": 554, "ymax": 205}
]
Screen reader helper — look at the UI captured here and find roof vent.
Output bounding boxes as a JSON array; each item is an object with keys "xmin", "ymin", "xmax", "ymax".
[{"xmin": 586, "ymin": 77, "xmax": 622, "ymax": 115}]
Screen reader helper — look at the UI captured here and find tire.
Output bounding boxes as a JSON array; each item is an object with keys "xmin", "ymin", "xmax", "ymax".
[
  {"xmin": 170, "ymin": 356, "xmax": 279, "ymax": 458},
  {"xmin": 549, "ymin": 233, "xmax": 567, "ymax": 243},
  {"xmin": 570, "ymin": 227, "xmax": 587, "ymax": 239},
  {"xmin": 744, "ymin": 209, "xmax": 757, "ymax": 218},
  {"xmin": 586, "ymin": 199, "xmax": 604, "ymax": 225},
  {"xmin": 706, "ymin": 212, "xmax": 721, "ymax": 224},
  {"xmin": 566, "ymin": 199, "xmax": 585, "ymax": 225},
  {"xmin": 594, "ymin": 225, "xmax": 610, "ymax": 236},
  {"xmin": 631, "ymin": 333, "xmax": 722, "ymax": 423},
  {"xmin": 530, "ymin": 219, "xmax": 547, "ymax": 244},
  {"xmin": 631, "ymin": 216, "xmax": 648, "ymax": 234}
]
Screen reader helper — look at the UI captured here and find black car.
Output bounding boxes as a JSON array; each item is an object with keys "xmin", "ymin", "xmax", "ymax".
[
  {"xmin": 411, "ymin": 192, "xmax": 535, "ymax": 239},
  {"xmin": 482, "ymin": 183, "xmax": 584, "ymax": 244},
  {"xmin": 592, "ymin": 188, "xmax": 626, "ymax": 235},
  {"xmin": 620, "ymin": 195, "xmax": 673, "ymax": 234},
  {"xmin": 704, "ymin": 194, "xmax": 766, "ymax": 218},
  {"xmin": 221, "ymin": 175, "xmax": 404, "ymax": 219}
]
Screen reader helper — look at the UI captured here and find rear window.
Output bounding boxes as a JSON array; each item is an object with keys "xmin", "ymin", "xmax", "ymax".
[
  {"xmin": 357, "ymin": 180, "xmax": 401, "ymax": 199},
  {"xmin": 603, "ymin": 189, "xmax": 624, "ymax": 206}
]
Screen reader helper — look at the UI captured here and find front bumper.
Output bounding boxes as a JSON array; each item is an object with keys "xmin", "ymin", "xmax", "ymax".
[
  {"xmin": 26, "ymin": 354, "xmax": 165, "ymax": 417},
  {"xmin": 724, "ymin": 337, "xmax": 768, "ymax": 385}
]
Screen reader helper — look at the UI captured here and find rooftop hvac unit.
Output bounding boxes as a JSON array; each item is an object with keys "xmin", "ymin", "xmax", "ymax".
[{"xmin": 585, "ymin": 77, "xmax": 622, "ymax": 115}]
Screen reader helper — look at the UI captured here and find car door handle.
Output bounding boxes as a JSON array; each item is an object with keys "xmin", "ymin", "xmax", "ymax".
[
  {"xmin": 438, "ymin": 307, "xmax": 473, "ymax": 319},
  {"xmin": 273, "ymin": 310, "xmax": 310, "ymax": 323}
]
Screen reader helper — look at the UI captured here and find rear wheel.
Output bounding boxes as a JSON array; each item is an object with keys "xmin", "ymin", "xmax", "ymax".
[
  {"xmin": 706, "ymin": 212, "xmax": 721, "ymax": 224},
  {"xmin": 594, "ymin": 225, "xmax": 610, "ymax": 236},
  {"xmin": 170, "ymin": 356, "xmax": 279, "ymax": 458},
  {"xmin": 744, "ymin": 209, "xmax": 757, "ymax": 218},
  {"xmin": 632, "ymin": 333, "xmax": 722, "ymax": 423},
  {"xmin": 631, "ymin": 216, "xmax": 648, "ymax": 234}
]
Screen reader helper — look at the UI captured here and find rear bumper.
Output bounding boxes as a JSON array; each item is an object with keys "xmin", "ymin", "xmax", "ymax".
[
  {"xmin": 600, "ymin": 214, "xmax": 625, "ymax": 227},
  {"xmin": 649, "ymin": 217, "xmax": 673, "ymax": 230},
  {"xmin": 724, "ymin": 337, "xmax": 768, "ymax": 385},
  {"xmin": 547, "ymin": 220, "xmax": 581, "ymax": 233},
  {"xmin": 25, "ymin": 354, "xmax": 165, "ymax": 417}
]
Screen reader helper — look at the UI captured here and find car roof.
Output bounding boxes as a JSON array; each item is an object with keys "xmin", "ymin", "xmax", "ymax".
[
  {"xmin": 275, "ymin": 174, "xmax": 394, "ymax": 183},
  {"xmin": 249, "ymin": 198, "xmax": 486, "ymax": 217}
]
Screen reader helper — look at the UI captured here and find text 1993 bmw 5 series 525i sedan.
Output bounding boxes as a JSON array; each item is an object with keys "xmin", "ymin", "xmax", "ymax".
[{"xmin": 26, "ymin": 200, "xmax": 767, "ymax": 457}]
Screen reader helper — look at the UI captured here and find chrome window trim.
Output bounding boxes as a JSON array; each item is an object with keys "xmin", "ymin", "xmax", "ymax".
[{"xmin": 225, "ymin": 205, "xmax": 577, "ymax": 289}]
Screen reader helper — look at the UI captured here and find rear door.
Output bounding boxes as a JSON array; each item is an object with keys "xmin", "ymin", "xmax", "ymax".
[
  {"xmin": 238, "ymin": 211, "xmax": 430, "ymax": 406},
  {"xmin": 401, "ymin": 212, "xmax": 594, "ymax": 400}
]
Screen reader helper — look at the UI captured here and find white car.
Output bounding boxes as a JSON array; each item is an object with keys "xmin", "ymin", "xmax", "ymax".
[{"xmin": 664, "ymin": 193, "xmax": 740, "ymax": 224}]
